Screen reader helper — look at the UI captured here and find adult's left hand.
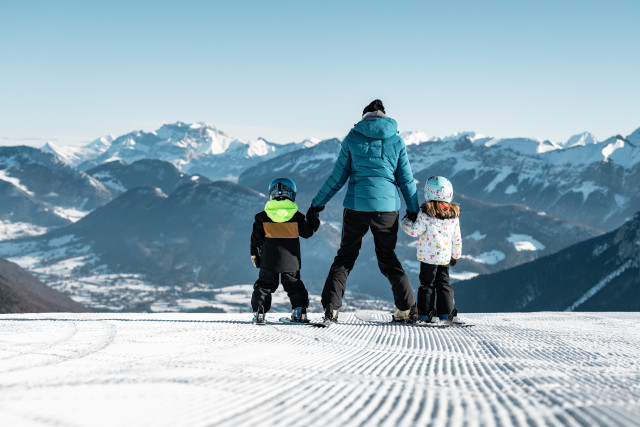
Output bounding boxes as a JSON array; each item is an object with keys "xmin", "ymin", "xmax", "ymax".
[{"xmin": 403, "ymin": 210, "xmax": 418, "ymax": 222}]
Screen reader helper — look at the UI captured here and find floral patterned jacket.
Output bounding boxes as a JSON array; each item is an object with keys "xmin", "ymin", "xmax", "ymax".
[{"xmin": 401, "ymin": 212, "xmax": 462, "ymax": 265}]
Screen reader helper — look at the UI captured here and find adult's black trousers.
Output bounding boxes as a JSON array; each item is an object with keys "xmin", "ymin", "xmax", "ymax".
[
  {"xmin": 321, "ymin": 209, "xmax": 415, "ymax": 311},
  {"xmin": 418, "ymin": 263, "xmax": 454, "ymax": 315},
  {"xmin": 251, "ymin": 269, "xmax": 309, "ymax": 312}
]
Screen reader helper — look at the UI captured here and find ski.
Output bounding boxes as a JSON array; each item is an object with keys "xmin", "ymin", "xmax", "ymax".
[
  {"xmin": 354, "ymin": 310, "xmax": 473, "ymax": 328},
  {"xmin": 354, "ymin": 310, "xmax": 394, "ymax": 324},
  {"xmin": 278, "ymin": 317, "xmax": 310, "ymax": 324},
  {"xmin": 416, "ymin": 319, "xmax": 473, "ymax": 328}
]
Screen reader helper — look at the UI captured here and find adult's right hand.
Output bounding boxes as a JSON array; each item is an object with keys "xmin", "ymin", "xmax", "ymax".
[
  {"xmin": 306, "ymin": 205, "xmax": 323, "ymax": 231},
  {"xmin": 307, "ymin": 205, "xmax": 325, "ymax": 216}
]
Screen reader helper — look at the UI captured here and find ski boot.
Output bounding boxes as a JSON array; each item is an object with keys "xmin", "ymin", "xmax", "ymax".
[
  {"xmin": 417, "ymin": 310, "xmax": 436, "ymax": 323},
  {"xmin": 312, "ymin": 305, "xmax": 338, "ymax": 327},
  {"xmin": 291, "ymin": 307, "xmax": 309, "ymax": 323},
  {"xmin": 392, "ymin": 305, "xmax": 417, "ymax": 323},
  {"xmin": 324, "ymin": 305, "xmax": 339, "ymax": 323},
  {"xmin": 253, "ymin": 306, "xmax": 265, "ymax": 325},
  {"xmin": 437, "ymin": 309, "xmax": 460, "ymax": 325}
]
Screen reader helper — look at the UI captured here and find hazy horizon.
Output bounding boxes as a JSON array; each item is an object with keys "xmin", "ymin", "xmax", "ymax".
[{"xmin": 2, "ymin": 0, "xmax": 639, "ymax": 147}]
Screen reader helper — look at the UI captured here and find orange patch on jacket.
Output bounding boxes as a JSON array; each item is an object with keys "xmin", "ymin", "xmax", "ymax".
[{"xmin": 263, "ymin": 222, "xmax": 299, "ymax": 238}]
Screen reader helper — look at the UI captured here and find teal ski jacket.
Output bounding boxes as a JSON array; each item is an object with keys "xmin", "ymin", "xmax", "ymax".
[{"xmin": 311, "ymin": 116, "xmax": 419, "ymax": 213}]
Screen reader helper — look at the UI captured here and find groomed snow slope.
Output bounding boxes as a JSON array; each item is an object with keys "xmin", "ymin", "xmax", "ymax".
[{"xmin": 1, "ymin": 313, "xmax": 639, "ymax": 426}]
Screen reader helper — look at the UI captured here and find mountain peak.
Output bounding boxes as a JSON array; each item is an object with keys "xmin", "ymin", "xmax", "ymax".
[
  {"xmin": 626, "ymin": 127, "xmax": 640, "ymax": 146},
  {"xmin": 564, "ymin": 132, "xmax": 598, "ymax": 148},
  {"xmin": 400, "ymin": 131, "xmax": 429, "ymax": 145}
]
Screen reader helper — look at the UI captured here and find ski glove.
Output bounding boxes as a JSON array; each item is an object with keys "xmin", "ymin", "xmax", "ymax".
[
  {"xmin": 307, "ymin": 205, "xmax": 325, "ymax": 215},
  {"xmin": 306, "ymin": 206, "xmax": 323, "ymax": 232},
  {"xmin": 403, "ymin": 210, "xmax": 418, "ymax": 222},
  {"xmin": 251, "ymin": 255, "xmax": 261, "ymax": 268},
  {"xmin": 449, "ymin": 258, "xmax": 457, "ymax": 267}
]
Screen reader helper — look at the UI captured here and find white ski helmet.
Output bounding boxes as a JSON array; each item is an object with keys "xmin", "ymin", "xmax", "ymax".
[{"xmin": 425, "ymin": 176, "xmax": 453, "ymax": 203}]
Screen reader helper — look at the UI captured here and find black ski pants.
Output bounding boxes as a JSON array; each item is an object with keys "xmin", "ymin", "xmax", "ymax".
[
  {"xmin": 321, "ymin": 209, "xmax": 415, "ymax": 311},
  {"xmin": 418, "ymin": 263, "xmax": 454, "ymax": 315},
  {"xmin": 251, "ymin": 269, "xmax": 309, "ymax": 313}
]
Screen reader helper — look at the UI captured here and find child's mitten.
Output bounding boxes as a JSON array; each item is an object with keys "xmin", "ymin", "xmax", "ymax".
[{"xmin": 251, "ymin": 255, "xmax": 261, "ymax": 268}]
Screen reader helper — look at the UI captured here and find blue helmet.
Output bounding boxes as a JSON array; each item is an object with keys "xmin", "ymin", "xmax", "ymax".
[
  {"xmin": 268, "ymin": 177, "xmax": 296, "ymax": 201},
  {"xmin": 425, "ymin": 176, "xmax": 453, "ymax": 203}
]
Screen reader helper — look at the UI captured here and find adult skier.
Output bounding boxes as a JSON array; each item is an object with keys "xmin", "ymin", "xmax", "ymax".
[{"xmin": 307, "ymin": 99, "xmax": 420, "ymax": 325}]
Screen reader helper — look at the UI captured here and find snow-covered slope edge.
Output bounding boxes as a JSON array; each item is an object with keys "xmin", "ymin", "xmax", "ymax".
[{"xmin": 1, "ymin": 312, "xmax": 638, "ymax": 426}]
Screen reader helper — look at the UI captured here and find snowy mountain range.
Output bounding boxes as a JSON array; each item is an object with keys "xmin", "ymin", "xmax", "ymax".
[
  {"xmin": 0, "ymin": 179, "xmax": 601, "ymax": 311},
  {"xmin": 43, "ymin": 122, "xmax": 320, "ymax": 181},
  {"xmin": 1, "ymin": 120, "xmax": 638, "ymax": 311},
  {"xmin": 86, "ymin": 158, "xmax": 213, "ymax": 194},
  {"xmin": 404, "ymin": 128, "xmax": 640, "ymax": 231},
  {"xmin": 41, "ymin": 120, "xmax": 640, "ymax": 230}
]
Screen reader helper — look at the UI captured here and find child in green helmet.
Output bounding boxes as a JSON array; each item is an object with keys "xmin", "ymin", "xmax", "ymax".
[{"xmin": 250, "ymin": 177, "xmax": 320, "ymax": 324}]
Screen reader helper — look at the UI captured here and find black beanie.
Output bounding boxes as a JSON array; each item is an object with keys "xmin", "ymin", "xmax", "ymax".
[{"xmin": 362, "ymin": 99, "xmax": 385, "ymax": 116}]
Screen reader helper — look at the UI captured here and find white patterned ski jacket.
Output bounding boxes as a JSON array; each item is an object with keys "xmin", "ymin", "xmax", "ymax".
[{"xmin": 401, "ymin": 212, "xmax": 462, "ymax": 265}]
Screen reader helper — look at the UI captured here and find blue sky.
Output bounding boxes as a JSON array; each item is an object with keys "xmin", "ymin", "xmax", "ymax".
[{"xmin": 1, "ymin": 0, "xmax": 639, "ymax": 146}]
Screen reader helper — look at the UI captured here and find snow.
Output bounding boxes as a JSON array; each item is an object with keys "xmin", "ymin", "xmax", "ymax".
[
  {"xmin": 52, "ymin": 206, "xmax": 89, "ymax": 222},
  {"xmin": 504, "ymin": 184, "xmax": 518, "ymax": 194},
  {"xmin": 564, "ymin": 132, "xmax": 598, "ymax": 148},
  {"xmin": 439, "ymin": 131, "xmax": 487, "ymax": 143},
  {"xmin": 402, "ymin": 259, "xmax": 421, "ymax": 274},
  {"xmin": 302, "ymin": 138, "xmax": 322, "ymax": 148},
  {"xmin": 320, "ymin": 220, "xmax": 343, "ymax": 235},
  {"xmin": 565, "ymin": 260, "xmax": 634, "ymax": 312},
  {"xmin": 484, "ymin": 167, "xmax": 512, "ymax": 192},
  {"xmin": 573, "ymin": 181, "xmax": 605, "ymax": 203},
  {"xmin": 592, "ymin": 243, "xmax": 610, "ymax": 257},
  {"xmin": 482, "ymin": 137, "xmax": 560, "ymax": 155},
  {"xmin": 1, "ymin": 312, "xmax": 639, "ymax": 426},
  {"xmin": 91, "ymin": 171, "xmax": 127, "ymax": 192},
  {"xmin": 466, "ymin": 230, "xmax": 486, "ymax": 241},
  {"xmin": 506, "ymin": 233, "xmax": 545, "ymax": 251},
  {"xmin": 614, "ymin": 193, "xmax": 629, "ymax": 209},
  {"xmin": 462, "ymin": 250, "xmax": 505, "ymax": 265},
  {"xmin": 400, "ymin": 131, "xmax": 429, "ymax": 145},
  {"xmin": 0, "ymin": 169, "xmax": 34, "ymax": 195},
  {"xmin": 602, "ymin": 138, "xmax": 625, "ymax": 163},
  {"xmin": 48, "ymin": 234, "xmax": 76, "ymax": 247},
  {"xmin": 449, "ymin": 271, "xmax": 479, "ymax": 281},
  {"xmin": 0, "ymin": 220, "xmax": 48, "ymax": 241},
  {"xmin": 245, "ymin": 138, "xmax": 274, "ymax": 157}
]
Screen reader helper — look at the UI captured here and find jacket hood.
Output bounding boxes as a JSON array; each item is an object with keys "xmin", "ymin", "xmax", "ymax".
[
  {"xmin": 264, "ymin": 199, "xmax": 298, "ymax": 223},
  {"xmin": 353, "ymin": 117, "xmax": 398, "ymax": 140}
]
